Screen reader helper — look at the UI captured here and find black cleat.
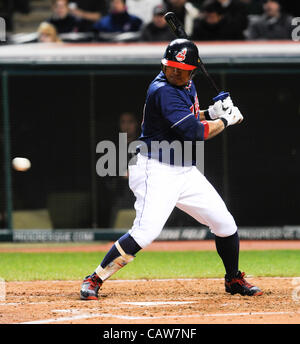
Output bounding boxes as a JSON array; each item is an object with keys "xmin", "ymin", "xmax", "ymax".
[
  {"xmin": 225, "ymin": 271, "xmax": 263, "ymax": 296},
  {"xmin": 80, "ymin": 272, "xmax": 102, "ymax": 300}
]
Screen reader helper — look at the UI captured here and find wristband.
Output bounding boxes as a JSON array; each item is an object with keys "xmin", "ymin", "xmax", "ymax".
[
  {"xmin": 204, "ymin": 109, "xmax": 210, "ymax": 120},
  {"xmin": 219, "ymin": 117, "xmax": 228, "ymax": 128}
]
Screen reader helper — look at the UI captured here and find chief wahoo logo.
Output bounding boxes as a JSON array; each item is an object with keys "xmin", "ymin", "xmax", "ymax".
[{"xmin": 175, "ymin": 48, "xmax": 187, "ymax": 62}]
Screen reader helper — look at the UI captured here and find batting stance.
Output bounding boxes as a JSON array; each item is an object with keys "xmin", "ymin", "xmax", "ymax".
[{"xmin": 80, "ymin": 39, "xmax": 262, "ymax": 299}]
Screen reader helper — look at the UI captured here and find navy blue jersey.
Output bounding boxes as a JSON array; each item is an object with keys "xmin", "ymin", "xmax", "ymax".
[{"xmin": 138, "ymin": 71, "xmax": 208, "ymax": 165}]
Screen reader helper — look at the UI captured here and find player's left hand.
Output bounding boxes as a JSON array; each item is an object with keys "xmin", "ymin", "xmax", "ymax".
[{"xmin": 208, "ymin": 96, "xmax": 234, "ymax": 120}]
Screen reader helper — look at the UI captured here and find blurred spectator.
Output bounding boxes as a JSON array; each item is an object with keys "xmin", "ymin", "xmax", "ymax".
[
  {"xmin": 164, "ymin": 0, "xmax": 200, "ymax": 37},
  {"xmin": 47, "ymin": 0, "xmax": 80, "ymax": 34},
  {"xmin": 216, "ymin": 0, "xmax": 248, "ymax": 36},
  {"xmin": 37, "ymin": 22, "xmax": 62, "ymax": 43},
  {"xmin": 127, "ymin": 0, "xmax": 162, "ymax": 25},
  {"xmin": 119, "ymin": 112, "xmax": 140, "ymax": 145},
  {"xmin": 141, "ymin": 4, "xmax": 177, "ymax": 41},
  {"xmin": 192, "ymin": 1, "xmax": 245, "ymax": 40},
  {"xmin": 93, "ymin": 0, "xmax": 143, "ymax": 33},
  {"xmin": 246, "ymin": 0, "xmax": 293, "ymax": 40},
  {"xmin": 104, "ymin": 112, "xmax": 140, "ymax": 227},
  {"xmin": 68, "ymin": 1, "xmax": 108, "ymax": 32}
]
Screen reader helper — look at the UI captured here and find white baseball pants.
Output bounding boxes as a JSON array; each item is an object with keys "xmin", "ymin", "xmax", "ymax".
[{"xmin": 128, "ymin": 154, "xmax": 237, "ymax": 248}]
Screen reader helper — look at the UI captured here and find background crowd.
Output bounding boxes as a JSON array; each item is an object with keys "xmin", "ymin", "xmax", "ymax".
[
  {"xmin": 0, "ymin": 0, "xmax": 299, "ymax": 44},
  {"xmin": 0, "ymin": 1, "xmax": 299, "ymax": 229}
]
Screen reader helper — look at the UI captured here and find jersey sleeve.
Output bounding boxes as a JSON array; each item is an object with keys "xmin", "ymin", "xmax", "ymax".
[{"xmin": 155, "ymin": 86, "xmax": 209, "ymax": 141}]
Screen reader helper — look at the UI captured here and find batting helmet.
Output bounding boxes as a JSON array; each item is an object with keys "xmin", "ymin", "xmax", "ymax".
[{"xmin": 161, "ymin": 39, "xmax": 200, "ymax": 71}]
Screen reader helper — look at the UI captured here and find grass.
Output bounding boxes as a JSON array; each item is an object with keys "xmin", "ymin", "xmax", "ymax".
[{"xmin": 0, "ymin": 250, "xmax": 299, "ymax": 281}]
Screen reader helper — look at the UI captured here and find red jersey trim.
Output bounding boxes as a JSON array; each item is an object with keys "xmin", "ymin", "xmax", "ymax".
[{"xmin": 201, "ymin": 120, "xmax": 209, "ymax": 140}]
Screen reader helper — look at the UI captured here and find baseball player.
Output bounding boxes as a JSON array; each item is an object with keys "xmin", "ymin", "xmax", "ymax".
[{"xmin": 80, "ymin": 38, "xmax": 262, "ymax": 300}]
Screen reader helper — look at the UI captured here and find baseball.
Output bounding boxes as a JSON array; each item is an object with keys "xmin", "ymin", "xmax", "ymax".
[{"xmin": 12, "ymin": 157, "xmax": 31, "ymax": 172}]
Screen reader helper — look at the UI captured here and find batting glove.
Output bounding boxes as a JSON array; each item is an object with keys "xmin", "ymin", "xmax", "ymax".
[
  {"xmin": 220, "ymin": 106, "xmax": 243, "ymax": 127},
  {"xmin": 208, "ymin": 96, "xmax": 234, "ymax": 120}
]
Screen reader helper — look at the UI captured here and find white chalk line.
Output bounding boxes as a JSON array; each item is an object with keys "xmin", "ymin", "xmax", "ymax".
[
  {"xmin": 121, "ymin": 301, "xmax": 195, "ymax": 306},
  {"xmin": 19, "ymin": 309, "xmax": 300, "ymax": 324},
  {"xmin": 0, "ymin": 300, "xmax": 84, "ymax": 306},
  {"xmin": 0, "ymin": 298, "xmax": 213, "ymax": 308},
  {"xmin": 0, "ymin": 300, "xmax": 201, "ymax": 308},
  {"xmin": 0, "ymin": 302, "xmax": 49, "ymax": 306}
]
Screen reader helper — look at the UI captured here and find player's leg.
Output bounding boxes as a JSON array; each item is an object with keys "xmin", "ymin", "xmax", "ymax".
[
  {"xmin": 80, "ymin": 232, "xmax": 141, "ymax": 300},
  {"xmin": 176, "ymin": 167, "xmax": 262, "ymax": 296},
  {"xmin": 127, "ymin": 154, "xmax": 183, "ymax": 248},
  {"xmin": 80, "ymin": 154, "xmax": 181, "ymax": 300}
]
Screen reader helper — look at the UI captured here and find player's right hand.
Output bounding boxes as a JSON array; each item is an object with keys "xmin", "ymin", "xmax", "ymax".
[
  {"xmin": 220, "ymin": 106, "xmax": 243, "ymax": 127},
  {"xmin": 222, "ymin": 96, "xmax": 233, "ymax": 110},
  {"xmin": 208, "ymin": 96, "xmax": 234, "ymax": 120}
]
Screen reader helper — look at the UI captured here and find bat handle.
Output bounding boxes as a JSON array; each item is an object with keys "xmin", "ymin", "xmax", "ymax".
[{"xmin": 213, "ymin": 91, "xmax": 229, "ymax": 102}]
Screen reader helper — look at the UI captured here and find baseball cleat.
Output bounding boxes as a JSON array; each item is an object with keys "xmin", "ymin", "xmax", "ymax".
[
  {"xmin": 225, "ymin": 271, "xmax": 263, "ymax": 296},
  {"xmin": 80, "ymin": 272, "xmax": 102, "ymax": 300}
]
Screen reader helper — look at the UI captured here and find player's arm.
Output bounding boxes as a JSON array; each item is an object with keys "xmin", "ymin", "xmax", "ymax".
[
  {"xmin": 205, "ymin": 119, "xmax": 226, "ymax": 139},
  {"xmin": 158, "ymin": 87, "xmax": 242, "ymax": 141},
  {"xmin": 199, "ymin": 111, "xmax": 206, "ymax": 121},
  {"xmin": 171, "ymin": 107, "xmax": 243, "ymax": 141},
  {"xmin": 199, "ymin": 96, "xmax": 243, "ymax": 139},
  {"xmin": 157, "ymin": 87, "xmax": 209, "ymax": 141},
  {"xmin": 205, "ymin": 106, "xmax": 244, "ymax": 139}
]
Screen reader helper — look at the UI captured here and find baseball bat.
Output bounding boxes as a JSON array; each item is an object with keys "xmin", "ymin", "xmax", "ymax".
[{"xmin": 164, "ymin": 11, "xmax": 228, "ymax": 103}]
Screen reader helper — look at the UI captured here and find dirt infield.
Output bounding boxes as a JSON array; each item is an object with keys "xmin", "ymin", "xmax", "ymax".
[
  {"xmin": 1, "ymin": 277, "xmax": 300, "ymax": 324},
  {"xmin": 0, "ymin": 240, "xmax": 300, "ymax": 324}
]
